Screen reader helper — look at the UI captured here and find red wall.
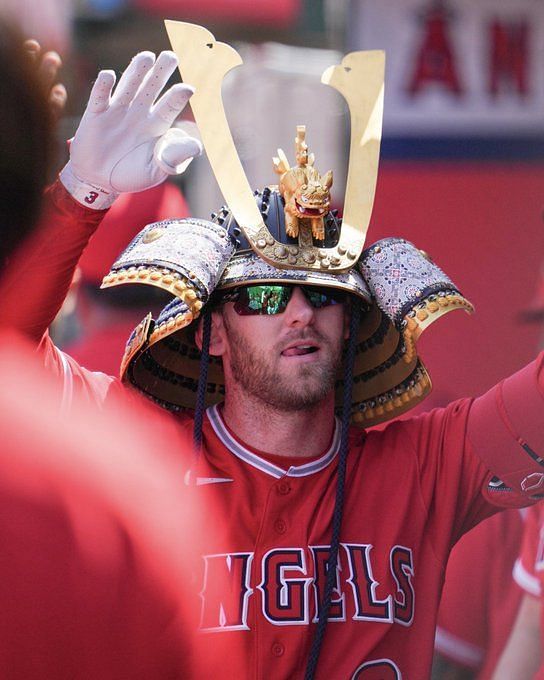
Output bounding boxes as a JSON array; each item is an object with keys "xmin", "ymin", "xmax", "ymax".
[
  {"xmin": 369, "ymin": 162, "xmax": 544, "ymax": 409},
  {"xmin": 133, "ymin": 0, "xmax": 301, "ymax": 26}
]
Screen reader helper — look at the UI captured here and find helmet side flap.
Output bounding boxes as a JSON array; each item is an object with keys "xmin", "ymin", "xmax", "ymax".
[
  {"xmin": 101, "ymin": 218, "xmax": 235, "ymax": 314},
  {"xmin": 346, "ymin": 238, "xmax": 474, "ymax": 426}
]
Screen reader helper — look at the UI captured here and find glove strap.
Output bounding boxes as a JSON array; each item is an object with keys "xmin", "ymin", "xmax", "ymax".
[{"xmin": 60, "ymin": 162, "xmax": 119, "ymax": 210}]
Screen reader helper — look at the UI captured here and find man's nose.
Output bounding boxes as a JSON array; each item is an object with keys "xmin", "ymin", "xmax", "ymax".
[{"xmin": 282, "ymin": 287, "xmax": 315, "ymax": 327}]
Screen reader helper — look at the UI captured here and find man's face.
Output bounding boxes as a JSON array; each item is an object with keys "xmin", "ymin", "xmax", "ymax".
[{"xmin": 215, "ymin": 287, "xmax": 348, "ymax": 411}]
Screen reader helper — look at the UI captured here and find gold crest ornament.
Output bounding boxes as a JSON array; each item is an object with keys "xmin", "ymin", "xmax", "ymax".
[
  {"xmin": 273, "ymin": 125, "xmax": 332, "ymax": 242},
  {"xmin": 164, "ymin": 20, "xmax": 385, "ymax": 272}
]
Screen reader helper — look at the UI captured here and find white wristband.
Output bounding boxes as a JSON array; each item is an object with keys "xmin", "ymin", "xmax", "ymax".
[{"xmin": 60, "ymin": 162, "xmax": 119, "ymax": 210}]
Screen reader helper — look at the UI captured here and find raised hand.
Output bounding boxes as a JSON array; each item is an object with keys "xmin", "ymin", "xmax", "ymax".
[
  {"xmin": 23, "ymin": 39, "xmax": 67, "ymax": 117},
  {"xmin": 60, "ymin": 50, "xmax": 202, "ymax": 209}
]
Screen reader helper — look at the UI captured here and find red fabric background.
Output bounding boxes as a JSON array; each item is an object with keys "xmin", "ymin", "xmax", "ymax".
[
  {"xmin": 132, "ymin": 0, "xmax": 301, "ymax": 26},
  {"xmin": 369, "ymin": 162, "xmax": 544, "ymax": 407}
]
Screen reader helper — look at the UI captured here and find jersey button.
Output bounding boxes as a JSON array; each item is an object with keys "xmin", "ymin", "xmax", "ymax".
[
  {"xmin": 271, "ymin": 642, "xmax": 285, "ymax": 657},
  {"xmin": 274, "ymin": 518, "xmax": 287, "ymax": 534},
  {"xmin": 277, "ymin": 481, "xmax": 291, "ymax": 495}
]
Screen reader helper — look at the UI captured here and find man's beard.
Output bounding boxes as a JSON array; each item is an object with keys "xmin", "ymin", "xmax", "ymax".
[{"xmin": 223, "ymin": 317, "xmax": 343, "ymax": 411}]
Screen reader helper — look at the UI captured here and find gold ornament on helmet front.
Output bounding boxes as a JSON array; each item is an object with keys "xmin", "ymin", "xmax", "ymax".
[{"xmin": 273, "ymin": 125, "xmax": 333, "ymax": 243}]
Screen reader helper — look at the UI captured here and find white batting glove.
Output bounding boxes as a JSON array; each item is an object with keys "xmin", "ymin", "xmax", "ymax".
[{"xmin": 60, "ymin": 51, "xmax": 202, "ymax": 209}]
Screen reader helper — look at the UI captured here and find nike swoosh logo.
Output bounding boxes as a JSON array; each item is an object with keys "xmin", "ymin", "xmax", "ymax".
[{"xmin": 195, "ymin": 477, "xmax": 234, "ymax": 486}]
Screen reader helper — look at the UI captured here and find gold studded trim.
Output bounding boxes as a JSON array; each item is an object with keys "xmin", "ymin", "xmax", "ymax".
[
  {"xmin": 402, "ymin": 291, "xmax": 474, "ymax": 365},
  {"xmin": 251, "ymin": 229, "xmax": 360, "ymax": 270},
  {"xmin": 101, "ymin": 264, "xmax": 204, "ymax": 317},
  {"xmin": 149, "ymin": 309, "xmax": 198, "ymax": 345},
  {"xmin": 350, "ymin": 363, "xmax": 432, "ymax": 427}
]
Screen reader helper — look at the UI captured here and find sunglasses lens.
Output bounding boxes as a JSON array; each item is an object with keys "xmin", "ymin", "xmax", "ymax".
[
  {"xmin": 304, "ymin": 287, "xmax": 346, "ymax": 308},
  {"xmin": 233, "ymin": 285, "xmax": 292, "ymax": 315}
]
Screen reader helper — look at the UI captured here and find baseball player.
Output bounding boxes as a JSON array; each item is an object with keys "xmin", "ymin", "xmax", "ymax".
[
  {"xmin": 6, "ymin": 26, "xmax": 544, "ymax": 679},
  {"xmin": 492, "ymin": 504, "xmax": 544, "ymax": 678}
]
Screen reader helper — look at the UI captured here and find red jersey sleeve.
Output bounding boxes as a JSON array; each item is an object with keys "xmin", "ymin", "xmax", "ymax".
[
  {"xmin": 36, "ymin": 332, "xmax": 121, "ymax": 410},
  {"xmin": 394, "ymin": 358, "xmax": 543, "ymax": 560},
  {"xmin": 34, "ymin": 333, "xmax": 188, "ymax": 426},
  {"xmin": 398, "ymin": 399, "xmax": 496, "ymax": 551},
  {"xmin": 2, "ymin": 179, "xmax": 107, "ymax": 342},
  {"xmin": 0, "ymin": 179, "xmax": 120, "ymax": 406},
  {"xmin": 467, "ymin": 353, "xmax": 544, "ymax": 503}
]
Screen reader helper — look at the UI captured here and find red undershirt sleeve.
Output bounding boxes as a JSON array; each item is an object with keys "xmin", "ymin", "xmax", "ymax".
[
  {"xmin": 2, "ymin": 179, "xmax": 107, "ymax": 342},
  {"xmin": 467, "ymin": 353, "xmax": 544, "ymax": 502}
]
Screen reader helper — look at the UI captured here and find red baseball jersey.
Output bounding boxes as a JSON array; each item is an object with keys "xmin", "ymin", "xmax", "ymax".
[
  {"xmin": 5, "ymin": 182, "xmax": 544, "ymax": 679},
  {"xmin": 434, "ymin": 510, "xmax": 524, "ymax": 678}
]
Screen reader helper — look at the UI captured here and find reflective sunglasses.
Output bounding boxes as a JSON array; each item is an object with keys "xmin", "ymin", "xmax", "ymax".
[{"xmin": 219, "ymin": 284, "xmax": 348, "ymax": 316}]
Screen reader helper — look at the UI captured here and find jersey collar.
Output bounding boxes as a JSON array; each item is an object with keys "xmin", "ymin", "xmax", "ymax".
[{"xmin": 206, "ymin": 404, "xmax": 340, "ymax": 479}]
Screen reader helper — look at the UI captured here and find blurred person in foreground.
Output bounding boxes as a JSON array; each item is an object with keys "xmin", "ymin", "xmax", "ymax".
[
  {"xmin": 4, "ymin": 25, "xmax": 544, "ymax": 679},
  {"xmin": 0, "ymin": 24, "xmax": 209, "ymax": 678},
  {"xmin": 432, "ymin": 510, "xmax": 525, "ymax": 680},
  {"xmin": 491, "ymin": 504, "xmax": 544, "ymax": 679}
]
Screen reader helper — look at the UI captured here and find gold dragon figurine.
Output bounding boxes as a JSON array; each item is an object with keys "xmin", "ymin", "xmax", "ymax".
[{"xmin": 273, "ymin": 126, "xmax": 333, "ymax": 241}]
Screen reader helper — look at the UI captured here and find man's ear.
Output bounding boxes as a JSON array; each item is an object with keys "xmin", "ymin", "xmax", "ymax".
[{"xmin": 194, "ymin": 310, "xmax": 227, "ymax": 356}]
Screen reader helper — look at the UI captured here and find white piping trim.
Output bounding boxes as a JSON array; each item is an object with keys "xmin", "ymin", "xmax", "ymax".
[
  {"xmin": 434, "ymin": 626, "xmax": 483, "ymax": 668},
  {"xmin": 513, "ymin": 558, "xmax": 542, "ymax": 597},
  {"xmin": 57, "ymin": 348, "xmax": 73, "ymax": 416},
  {"xmin": 206, "ymin": 404, "xmax": 340, "ymax": 479}
]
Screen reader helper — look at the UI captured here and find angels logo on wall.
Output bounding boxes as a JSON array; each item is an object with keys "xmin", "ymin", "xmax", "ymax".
[
  {"xmin": 407, "ymin": 0, "xmax": 463, "ymax": 97},
  {"xmin": 406, "ymin": 0, "xmax": 528, "ymax": 100}
]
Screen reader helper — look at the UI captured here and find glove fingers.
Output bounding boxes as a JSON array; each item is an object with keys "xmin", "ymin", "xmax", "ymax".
[
  {"xmin": 87, "ymin": 70, "xmax": 116, "ymax": 114},
  {"xmin": 154, "ymin": 129, "xmax": 202, "ymax": 176},
  {"xmin": 160, "ymin": 137, "xmax": 202, "ymax": 170},
  {"xmin": 150, "ymin": 83, "xmax": 194, "ymax": 127},
  {"xmin": 110, "ymin": 51, "xmax": 155, "ymax": 107},
  {"xmin": 131, "ymin": 50, "xmax": 179, "ymax": 110}
]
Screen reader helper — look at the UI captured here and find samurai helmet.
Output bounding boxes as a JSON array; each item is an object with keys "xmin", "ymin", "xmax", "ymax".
[{"xmin": 101, "ymin": 22, "xmax": 473, "ymax": 427}]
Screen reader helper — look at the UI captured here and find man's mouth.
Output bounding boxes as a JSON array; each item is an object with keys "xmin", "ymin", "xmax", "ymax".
[{"xmin": 281, "ymin": 344, "xmax": 319, "ymax": 357}]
